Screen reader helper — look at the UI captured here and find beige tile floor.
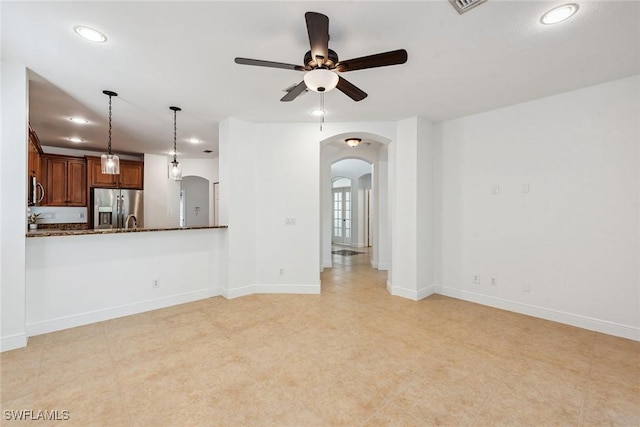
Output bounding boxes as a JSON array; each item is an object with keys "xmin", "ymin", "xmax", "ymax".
[{"xmin": 1, "ymin": 248, "xmax": 639, "ymax": 426}]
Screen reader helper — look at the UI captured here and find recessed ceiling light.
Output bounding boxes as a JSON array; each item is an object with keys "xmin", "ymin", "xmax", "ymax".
[
  {"xmin": 69, "ymin": 117, "xmax": 89, "ymax": 124},
  {"xmin": 73, "ymin": 26, "xmax": 107, "ymax": 43},
  {"xmin": 187, "ymin": 138, "xmax": 201, "ymax": 144},
  {"xmin": 310, "ymin": 109, "xmax": 325, "ymax": 117},
  {"xmin": 67, "ymin": 137, "xmax": 85, "ymax": 143},
  {"xmin": 540, "ymin": 3, "xmax": 579, "ymax": 25}
]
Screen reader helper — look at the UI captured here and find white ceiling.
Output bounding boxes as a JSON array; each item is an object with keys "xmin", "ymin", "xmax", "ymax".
[{"xmin": 2, "ymin": 1, "xmax": 638, "ymax": 159}]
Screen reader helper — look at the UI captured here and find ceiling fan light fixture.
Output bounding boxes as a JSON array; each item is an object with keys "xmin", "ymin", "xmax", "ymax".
[
  {"xmin": 345, "ymin": 138, "xmax": 361, "ymax": 148},
  {"xmin": 69, "ymin": 117, "xmax": 89, "ymax": 124},
  {"xmin": 304, "ymin": 69, "xmax": 339, "ymax": 93},
  {"xmin": 540, "ymin": 3, "xmax": 579, "ymax": 25},
  {"xmin": 310, "ymin": 108, "xmax": 325, "ymax": 117}
]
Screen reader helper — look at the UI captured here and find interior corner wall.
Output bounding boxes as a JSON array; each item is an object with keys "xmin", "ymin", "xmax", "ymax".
[
  {"xmin": 1, "ymin": 62, "xmax": 29, "ymax": 351},
  {"xmin": 438, "ymin": 75, "xmax": 640, "ymax": 340},
  {"xmin": 416, "ymin": 117, "xmax": 435, "ymax": 293},
  {"xmin": 219, "ymin": 118, "xmax": 257, "ymax": 297}
]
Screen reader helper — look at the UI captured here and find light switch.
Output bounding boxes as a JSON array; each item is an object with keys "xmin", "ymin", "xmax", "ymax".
[
  {"xmin": 492, "ymin": 185, "xmax": 500, "ymax": 195},
  {"xmin": 522, "ymin": 183, "xmax": 530, "ymax": 193},
  {"xmin": 285, "ymin": 218, "xmax": 296, "ymax": 225}
]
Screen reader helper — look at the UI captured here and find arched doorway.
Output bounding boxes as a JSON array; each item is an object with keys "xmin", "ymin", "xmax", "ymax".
[{"xmin": 319, "ymin": 132, "xmax": 391, "ymax": 273}]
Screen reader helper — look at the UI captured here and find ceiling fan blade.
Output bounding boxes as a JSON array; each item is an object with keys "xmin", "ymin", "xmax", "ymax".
[
  {"xmin": 335, "ymin": 49, "xmax": 408, "ymax": 73},
  {"xmin": 336, "ymin": 77, "xmax": 367, "ymax": 102},
  {"xmin": 280, "ymin": 81, "xmax": 308, "ymax": 102},
  {"xmin": 305, "ymin": 12, "xmax": 329, "ymax": 65},
  {"xmin": 235, "ymin": 57, "xmax": 305, "ymax": 71}
]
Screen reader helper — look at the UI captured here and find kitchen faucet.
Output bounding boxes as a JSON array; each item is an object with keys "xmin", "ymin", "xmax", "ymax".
[{"xmin": 125, "ymin": 214, "xmax": 138, "ymax": 229}]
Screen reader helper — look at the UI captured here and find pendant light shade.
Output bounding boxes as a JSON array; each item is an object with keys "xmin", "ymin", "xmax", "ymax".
[
  {"xmin": 101, "ymin": 90, "xmax": 120, "ymax": 174},
  {"xmin": 169, "ymin": 106, "xmax": 182, "ymax": 181},
  {"xmin": 304, "ymin": 69, "xmax": 339, "ymax": 93}
]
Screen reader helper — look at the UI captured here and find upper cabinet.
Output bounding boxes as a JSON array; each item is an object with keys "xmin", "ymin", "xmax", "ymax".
[
  {"xmin": 42, "ymin": 155, "xmax": 87, "ymax": 207},
  {"xmin": 87, "ymin": 156, "xmax": 144, "ymax": 189},
  {"xmin": 28, "ymin": 125, "xmax": 43, "ymax": 182}
]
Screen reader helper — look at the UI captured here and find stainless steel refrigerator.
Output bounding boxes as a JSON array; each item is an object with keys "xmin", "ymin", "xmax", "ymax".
[{"xmin": 92, "ymin": 188, "xmax": 144, "ymax": 229}]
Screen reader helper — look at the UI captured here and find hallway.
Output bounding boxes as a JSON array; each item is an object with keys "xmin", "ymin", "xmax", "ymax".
[{"xmin": 1, "ymin": 253, "xmax": 638, "ymax": 425}]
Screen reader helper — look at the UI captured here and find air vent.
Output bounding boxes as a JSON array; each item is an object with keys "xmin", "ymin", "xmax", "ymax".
[
  {"xmin": 203, "ymin": 150, "xmax": 213, "ymax": 153},
  {"xmin": 449, "ymin": 0, "xmax": 487, "ymax": 14}
]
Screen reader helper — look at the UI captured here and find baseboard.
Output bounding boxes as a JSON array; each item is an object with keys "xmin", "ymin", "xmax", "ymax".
[
  {"xmin": 322, "ymin": 260, "xmax": 332, "ymax": 269},
  {"xmin": 223, "ymin": 283, "xmax": 321, "ymax": 299},
  {"xmin": 371, "ymin": 260, "xmax": 378, "ymax": 269},
  {"xmin": 255, "ymin": 284, "xmax": 321, "ymax": 294},
  {"xmin": 377, "ymin": 262, "xmax": 389, "ymax": 271},
  {"xmin": 26, "ymin": 289, "xmax": 214, "ymax": 337},
  {"xmin": 435, "ymin": 285, "xmax": 640, "ymax": 342},
  {"xmin": 387, "ymin": 282, "xmax": 435, "ymax": 301},
  {"xmin": 1, "ymin": 333, "xmax": 28, "ymax": 352},
  {"xmin": 221, "ymin": 285, "xmax": 255, "ymax": 299}
]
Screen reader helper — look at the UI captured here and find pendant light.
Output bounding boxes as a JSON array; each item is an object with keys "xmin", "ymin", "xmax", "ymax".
[
  {"xmin": 169, "ymin": 106, "xmax": 182, "ymax": 180},
  {"xmin": 101, "ymin": 90, "xmax": 120, "ymax": 174}
]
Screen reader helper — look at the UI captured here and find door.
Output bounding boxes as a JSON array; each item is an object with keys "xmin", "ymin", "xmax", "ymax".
[{"xmin": 332, "ymin": 187, "xmax": 352, "ymax": 245}]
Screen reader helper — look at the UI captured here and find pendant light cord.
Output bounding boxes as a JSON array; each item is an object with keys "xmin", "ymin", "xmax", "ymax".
[
  {"xmin": 173, "ymin": 109, "xmax": 178, "ymax": 163},
  {"xmin": 107, "ymin": 95, "xmax": 113, "ymax": 155}
]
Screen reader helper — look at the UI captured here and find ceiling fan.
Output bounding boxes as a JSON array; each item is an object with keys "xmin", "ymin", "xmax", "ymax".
[{"xmin": 234, "ymin": 12, "xmax": 408, "ymax": 102}]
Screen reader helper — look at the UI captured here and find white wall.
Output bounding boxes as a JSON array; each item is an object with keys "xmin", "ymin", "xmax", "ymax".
[
  {"xmin": 219, "ymin": 118, "xmax": 258, "ymax": 295},
  {"xmin": 220, "ymin": 119, "xmax": 322, "ymax": 295},
  {"xmin": 144, "ymin": 155, "xmax": 219, "ymax": 228},
  {"xmin": 388, "ymin": 117, "xmax": 436, "ymax": 300},
  {"xmin": 0, "ymin": 62, "xmax": 29, "ymax": 351},
  {"xmin": 143, "ymin": 153, "xmax": 172, "ymax": 228},
  {"xmin": 25, "ymin": 229, "xmax": 226, "ymax": 335},
  {"xmin": 180, "ymin": 157, "xmax": 219, "ymax": 226},
  {"xmin": 253, "ymin": 123, "xmax": 321, "ymax": 291},
  {"xmin": 437, "ymin": 75, "xmax": 640, "ymax": 340}
]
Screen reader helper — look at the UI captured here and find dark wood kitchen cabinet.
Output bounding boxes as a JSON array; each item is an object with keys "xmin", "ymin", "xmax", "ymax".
[
  {"xmin": 42, "ymin": 155, "xmax": 87, "ymax": 206},
  {"xmin": 87, "ymin": 157, "xmax": 143, "ymax": 189},
  {"xmin": 28, "ymin": 125, "xmax": 43, "ymax": 183}
]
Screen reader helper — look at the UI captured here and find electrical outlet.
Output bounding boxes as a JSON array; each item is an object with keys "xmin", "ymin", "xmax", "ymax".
[
  {"xmin": 153, "ymin": 279, "xmax": 160, "ymax": 288},
  {"xmin": 279, "ymin": 268, "xmax": 284, "ymax": 276},
  {"xmin": 473, "ymin": 274, "xmax": 480, "ymax": 284},
  {"xmin": 523, "ymin": 283, "xmax": 531, "ymax": 293},
  {"xmin": 491, "ymin": 277, "xmax": 497, "ymax": 286}
]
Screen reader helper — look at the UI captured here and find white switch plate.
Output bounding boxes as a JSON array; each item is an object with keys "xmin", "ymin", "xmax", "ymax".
[
  {"xmin": 522, "ymin": 183, "xmax": 530, "ymax": 193},
  {"xmin": 285, "ymin": 218, "xmax": 296, "ymax": 225},
  {"xmin": 492, "ymin": 185, "xmax": 500, "ymax": 195}
]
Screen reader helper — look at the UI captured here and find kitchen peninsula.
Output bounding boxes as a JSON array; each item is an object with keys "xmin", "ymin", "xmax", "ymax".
[{"xmin": 25, "ymin": 225, "xmax": 228, "ymax": 337}]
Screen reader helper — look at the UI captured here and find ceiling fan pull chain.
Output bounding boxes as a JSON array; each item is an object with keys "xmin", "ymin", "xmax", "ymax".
[{"xmin": 320, "ymin": 92, "xmax": 325, "ymax": 131}]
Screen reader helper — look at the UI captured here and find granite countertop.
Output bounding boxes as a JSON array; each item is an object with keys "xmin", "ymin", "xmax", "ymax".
[{"xmin": 26, "ymin": 225, "xmax": 228, "ymax": 238}]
